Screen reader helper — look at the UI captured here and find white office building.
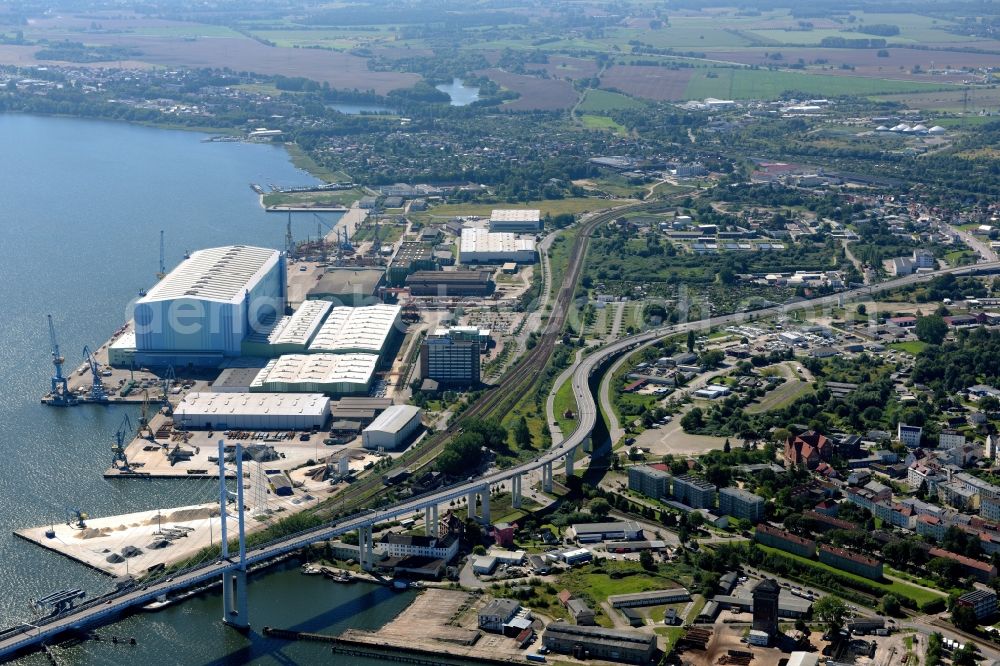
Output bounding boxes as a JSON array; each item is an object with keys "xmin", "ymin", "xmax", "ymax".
[
  {"xmin": 897, "ymin": 423, "xmax": 923, "ymax": 448},
  {"xmin": 133, "ymin": 245, "xmax": 286, "ymax": 365}
]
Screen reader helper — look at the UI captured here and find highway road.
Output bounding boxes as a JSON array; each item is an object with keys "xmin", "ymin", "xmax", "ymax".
[{"xmin": 3, "ymin": 252, "xmax": 998, "ymax": 661}]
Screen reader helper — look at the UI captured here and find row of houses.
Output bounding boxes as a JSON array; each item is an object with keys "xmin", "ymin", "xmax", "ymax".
[{"xmin": 754, "ymin": 524, "xmax": 884, "ymax": 580}]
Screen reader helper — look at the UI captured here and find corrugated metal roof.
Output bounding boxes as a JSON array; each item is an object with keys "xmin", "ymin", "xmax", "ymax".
[
  {"xmin": 365, "ymin": 405, "xmax": 421, "ymax": 434},
  {"xmin": 139, "ymin": 245, "xmax": 281, "ymax": 304},
  {"xmin": 175, "ymin": 392, "xmax": 329, "ymax": 418},
  {"xmin": 252, "ymin": 353, "xmax": 378, "ymax": 387},
  {"xmin": 269, "ymin": 300, "xmax": 332, "ymax": 346},
  {"xmin": 309, "ymin": 304, "xmax": 401, "ymax": 354},
  {"xmin": 460, "ymin": 229, "xmax": 535, "ymax": 254}
]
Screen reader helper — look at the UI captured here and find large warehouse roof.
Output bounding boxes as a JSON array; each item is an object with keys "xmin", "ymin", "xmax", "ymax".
[
  {"xmin": 251, "ymin": 353, "xmax": 378, "ymax": 390},
  {"xmin": 269, "ymin": 300, "xmax": 331, "ymax": 347},
  {"xmin": 365, "ymin": 404, "xmax": 422, "ymax": 435},
  {"xmin": 309, "ymin": 304, "xmax": 401, "ymax": 355},
  {"xmin": 490, "ymin": 209, "xmax": 540, "ymax": 223},
  {"xmin": 175, "ymin": 392, "xmax": 329, "ymax": 419},
  {"xmin": 460, "ymin": 229, "xmax": 536, "ymax": 255},
  {"xmin": 139, "ymin": 245, "xmax": 282, "ymax": 304}
]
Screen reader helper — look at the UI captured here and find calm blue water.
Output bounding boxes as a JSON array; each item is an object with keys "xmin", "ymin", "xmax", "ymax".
[
  {"xmin": 0, "ymin": 115, "xmax": 412, "ymax": 664},
  {"xmin": 435, "ymin": 79, "xmax": 480, "ymax": 106}
]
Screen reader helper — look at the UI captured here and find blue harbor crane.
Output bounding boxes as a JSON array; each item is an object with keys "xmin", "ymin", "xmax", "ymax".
[
  {"xmin": 81, "ymin": 345, "xmax": 108, "ymax": 403},
  {"xmin": 45, "ymin": 315, "xmax": 77, "ymax": 406}
]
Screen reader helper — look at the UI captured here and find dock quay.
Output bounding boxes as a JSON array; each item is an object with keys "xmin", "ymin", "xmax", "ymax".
[{"xmin": 262, "ymin": 627, "xmax": 521, "ymax": 666}]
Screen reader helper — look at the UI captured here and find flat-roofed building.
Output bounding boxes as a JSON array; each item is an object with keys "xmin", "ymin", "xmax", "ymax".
[
  {"xmin": 330, "ymin": 397, "xmax": 392, "ymax": 426},
  {"xmin": 571, "ymin": 521, "xmax": 641, "ymax": 543},
  {"xmin": 673, "ymin": 475, "xmax": 717, "ymax": 509},
  {"xmin": 719, "ymin": 487, "xmax": 765, "ymax": 522},
  {"xmin": 542, "ymin": 622, "xmax": 656, "ymax": 664},
  {"xmin": 628, "ymin": 465, "xmax": 671, "ymax": 500},
  {"xmin": 173, "ymin": 392, "xmax": 329, "ymax": 430},
  {"xmin": 608, "ymin": 588, "xmax": 690, "ymax": 608},
  {"xmin": 308, "ymin": 304, "xmax": 401, "ymax": 362},
  {"xmin": 957, "ymin": 588, "xmax": 998, "ymax": 620},
  {"xmin": 251, "ymin": 353, "xmax": 377, "ymax": 395},
  {"xmin": 460, "ymin": 229, "xmax": 536, "ymax": 264},
  {"xmin": 307, "ymin": 268, "xmax": 385, "ymax": 306},
  {"xmin": 489, "ymin": 209, "xmax": 542, "ymax": 233},
  {"xmin": 133, "ymin": 245, "xmax": 285, "ymax": 366},
  {"xmin": 387, "ymin": 242, "xmax": 436, "ymax": 286},
  {"xmin": 405, "ymin": 270, "xmax": 494, "ymax": 297},
  {"xmin": 420, "ymin": 327, "xmax": 485, "ymax": 386},
  {"xmin": 242, "ymin": 299, "xmax": 332, "ymax": 357},
  {"xmin": 362, "ymin": 405, "xmax": 423, "ymax": 450}
]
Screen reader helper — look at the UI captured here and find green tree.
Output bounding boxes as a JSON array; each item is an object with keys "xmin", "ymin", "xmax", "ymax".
[
  {"xmin": 514, "ymin": 415, "xmax": 532, "ymax": 448},
  {"xmin": 639, "ymin": 549, "xmax": 655, "ymax": 571},
  {"xmin": 687, "ymin": 329, "xmax": 696, "ymax": 353},
  {"xmin": 952, "ymin": 603, "xmax": 979, "ymax": 632},
  {"xmin": 915, "ymin": 314, "xmax": 948, "ymax": 345},
  {"xmin": 813, "ymin": 596, "xmax": 848, "ymax": 634},
  {"xmin": 879, "ymin": 593, "xmax": 902, "ymax": 617},
  {"xmin": 589, "ymin": 498, "xmax": 611, "ymax": 519}
]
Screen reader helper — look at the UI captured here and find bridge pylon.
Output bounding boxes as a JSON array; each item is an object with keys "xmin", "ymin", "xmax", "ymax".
[{"xmin": 219, "ymin": 440, "xmax": 250, "ymax": 630}]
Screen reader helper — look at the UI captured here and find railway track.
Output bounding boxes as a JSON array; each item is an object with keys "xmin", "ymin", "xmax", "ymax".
[{"xmin": 306, "ymin": 201, "xmax": 649, "ymax": 518}]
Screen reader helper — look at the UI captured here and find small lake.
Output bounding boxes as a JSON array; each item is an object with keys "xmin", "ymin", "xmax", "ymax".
[{"xmin": 435, "ymin": 78, "xmax": 480, "ymax": 106}]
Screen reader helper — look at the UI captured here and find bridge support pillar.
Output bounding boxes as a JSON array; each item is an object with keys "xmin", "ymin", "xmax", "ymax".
[
  {"xmin": 542, "ymin": 462, "xmax": 553, "ymax": 493},
  {"xmin": 221, "ymin": 441, "xmax": 250, "ymax": 630},
  {"xmin": 511, "ymin": 475, "xmax": 522, "ymax": 509},
  {"xmin": 481, "ymin": 488, "xmax": 491, "ymax": 524},
  {"xmin": 358, "ymin": 524, "xmax": 374, "ymax": 570},
  {"xmin": 432, "ymin": 504, "xmax": 439, "ymax": 537},
  {"xmin": 222, "ymin": 569, "xmax": 249, "ymax": 630},
  {"xmin": 565, "ymin": 447, "xmax": 575, "ymax": 479},
  {"xmin": 467, "ymin": 492, "xmax": 477, "ymax": 520}
]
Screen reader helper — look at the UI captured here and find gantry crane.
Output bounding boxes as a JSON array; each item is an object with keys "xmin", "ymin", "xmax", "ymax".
[
  {"xmin": 81, "ymin": 345, "xmax": 108, "ymax": 402},
  {"xmin": 46, "ymin": 315, "xmax": 76, "ymax": 406},
  {"xmin": 111, "ymin": 413, "xmax": 134, "ymax": 472}
]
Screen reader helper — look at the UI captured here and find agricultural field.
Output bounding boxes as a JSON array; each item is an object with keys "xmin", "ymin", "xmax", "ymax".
[
  {"xmin": 577, "ymin": 89, "xmax": 646, "ymax": 113},
  {"xmin": 527, "ymin": 55, "xmax": 601, "ymax": 81},
  {"xmin": 600, "ymin": 65, "xmax": 695, "ymax": 102},
  {"xmin": 580, "ymin": 114, "xmax": 627, "ymax": 135},
  {"xmin": 477, "ymin": 69, "xmax": 579, "ymax": 111},
  {"xmin": 683, "ymin": 67, "xmax": 957, "ymax": 101}
]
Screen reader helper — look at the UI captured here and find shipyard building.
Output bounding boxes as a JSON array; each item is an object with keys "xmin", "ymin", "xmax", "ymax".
[
  {"xmin": 308, "ymin": 304, "xmax": 401, "ymax": 364},
  {"xmin": 489, "ymin": 209, "xmax": 542, "ymax": 233},
  {"xmin": 131, "ymin": 245, "xmax": 286, "ymax": 366},
  {"xmin": 250, "ymin": 353, "xmax": 378, "ymax": 395},
  {"xmin": 459, "ymin": 229, "xmax": 536, "ymax": 264},
  {"xmin": 242, "ymin": 299, "xmax": 331, "ymax": 357},
  {"xmin": 173, "ymin": 392, "xmax": 329, "ymax": 430}
]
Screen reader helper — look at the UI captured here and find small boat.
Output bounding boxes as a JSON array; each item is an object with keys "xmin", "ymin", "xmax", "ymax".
[{"xmin": 301, "ymin": 563, "xmax": 322, "ymax": 576}]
